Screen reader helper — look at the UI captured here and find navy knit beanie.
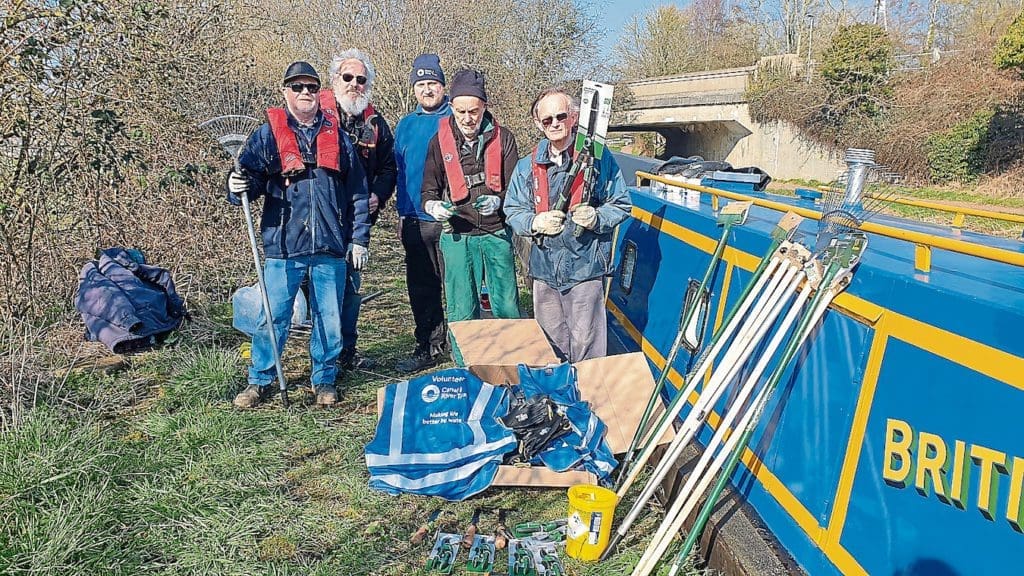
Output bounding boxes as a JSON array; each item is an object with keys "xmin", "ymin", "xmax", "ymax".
[
  {"xmin": 410, "ymin": 54, "xmax": 445, "ymax": 86},
  {"xmin": 449, "ymin": 69, "xmax": 487, "ymax": 102}
]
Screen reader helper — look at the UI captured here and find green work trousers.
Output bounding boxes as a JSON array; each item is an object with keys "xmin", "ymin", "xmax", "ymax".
[{"xmin": 439, "ymin": 228, "xmax": 521, "ymax": 323}]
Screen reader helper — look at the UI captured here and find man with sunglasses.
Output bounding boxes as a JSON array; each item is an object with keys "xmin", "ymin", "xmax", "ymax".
[
  {"xmin": 420, "ymin": 69, "xmax": 521, "ymax": 347},
  {"xmin": 504, "ymin": 87, "xmax": 631, "ymax": 363},
  {"xmin": 393, "ymin": 53, "xmax": 452, "ymax": 373},
  {"xmin": 328, "ymin": 49, "xmax": 397, "ymax": 373},
  {"xmin": 226, "ymin": 61, "xmax": 370, "ymax": 408}
]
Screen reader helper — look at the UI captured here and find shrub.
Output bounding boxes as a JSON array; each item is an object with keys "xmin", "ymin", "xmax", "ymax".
[
  {"xmin": 994, "ymin": 11, "xmax": 1024, "ymax": 74},
  {"xmin": 925, "ymin": 109, "xmax": 995, "ymax": 183},
  {"xmin": 820, "ymin": 24, "xmax": 895, "ymax": 116}
]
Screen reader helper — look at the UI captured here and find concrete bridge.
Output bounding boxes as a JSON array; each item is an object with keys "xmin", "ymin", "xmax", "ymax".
[{"xmin": 612, "ymin": 58, "xmax": 844, "ymax": 181}]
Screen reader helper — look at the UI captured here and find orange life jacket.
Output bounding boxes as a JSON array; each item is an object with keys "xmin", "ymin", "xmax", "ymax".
[
  {"xmin": 531, "ymin": 145, "xmax": 585, "ymax": 213},
  {"xmin": 266, "ymin": 89, "xmax": 342, "ymax": 176},
  {"xmin": 437, "ymin": 118, "xmax": 503, "ymax": 203}
]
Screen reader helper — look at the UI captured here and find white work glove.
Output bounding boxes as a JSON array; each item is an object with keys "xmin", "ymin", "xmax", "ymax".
[
  {"xmin": 474, "ymin": 194, "xmax": 501, "ymax": 216},
  {"xmin": 425, "ymin": 200, "xmax": 457, "ymax": 221},
  {"xmin": 368, "ymin": 193, "xmax": 380, "ymax": 214},
  {"xmin": 532, "ymin": 210, "xmax": 566, "ymax": 236},
  {"xmin": 348, "ymin": 244, "xmax": 369, "ymax": 271},
  {"xmin": 571, "ymin": 205, "xmax": 599, "ymax": 230},
  {"xmin": 228, "ymin": 171, "xmax": 250, "ymax": 195}
]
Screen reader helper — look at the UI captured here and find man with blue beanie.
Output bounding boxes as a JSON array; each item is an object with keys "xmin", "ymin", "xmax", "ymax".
[{"xmin": 394, "ymin": 53, "xmax": 452, "ymax": 372}]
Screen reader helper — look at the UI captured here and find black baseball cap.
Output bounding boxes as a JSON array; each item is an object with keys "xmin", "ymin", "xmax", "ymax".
[{"xmin": 283, "ymin": 61, "xmax": 320, "ymax": 85}]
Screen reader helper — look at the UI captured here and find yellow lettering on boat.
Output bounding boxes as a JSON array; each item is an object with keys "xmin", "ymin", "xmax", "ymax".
[
  {"xmin": 881, "ymin": 419, "xmax": 1022, "ymax": 533},
  {"xmin": 883, "ymin": 418, "xmax": 913, "ymax": 486},
  {"xmin": 915, "ymin": 431, "xmax": 948, "ymax": 500},
  {"xmin": 970, "ymin": 445, "xmax": 1008, "ymax": 520}
]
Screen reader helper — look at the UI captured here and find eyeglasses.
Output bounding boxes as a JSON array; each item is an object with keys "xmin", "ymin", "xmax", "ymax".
[
  {"xmin": 286, "ymin": 82, "xmax": 321, "ymax": 94},
  {"xmin": 540, "ymin": 111, "xmax": 569, "ymax": 128},
  {"xmin": 341, "ymin": 73, "xmax": 368, "ymax": 85}
]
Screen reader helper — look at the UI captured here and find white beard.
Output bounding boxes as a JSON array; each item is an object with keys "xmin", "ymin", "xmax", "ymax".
[{"xmin": 337, "ymin": 91, "xmax": 371, "ymax": 116}]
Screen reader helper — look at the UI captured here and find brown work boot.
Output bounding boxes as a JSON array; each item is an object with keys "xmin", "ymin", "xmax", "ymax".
[
  {"xmin": 233, "ymin": 384, "xmax": 273, "ymax": 409},
  {"xmin": 315, "ymin": 384, "xmax": 338, "ymax": 407}
]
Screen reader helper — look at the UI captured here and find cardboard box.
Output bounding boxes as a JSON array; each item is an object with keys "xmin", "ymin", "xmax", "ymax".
[{"xmin": 377, "ymin": 318, "xmax": 669, "ymax": 488}]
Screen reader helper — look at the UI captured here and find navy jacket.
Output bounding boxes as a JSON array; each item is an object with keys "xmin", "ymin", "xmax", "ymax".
[
  {"xmin": 228, "ymin": 109, "xmax": 370, "ymax": 259},
  {"xmin": 75, "ymin": 248, "xmax": 186, "ymax": 353},
  {"xmin": 504, "ymin": 139, "xmax": 632, "ymax": 291}
]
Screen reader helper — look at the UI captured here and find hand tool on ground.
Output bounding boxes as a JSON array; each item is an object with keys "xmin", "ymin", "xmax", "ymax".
[
  {"xmin": 199, "ymin": 111, "xmax": 290, "ymax": 406},
  {"xmin": 466, "ymin": 510, "xmax": 497, "ymax": 575},
  {"xmin": 494, "ymin": 508, "xmax": 513, "ymax": 550},
  {"xmin": 462, "ymin": 507, "xmax": 482, "ymax": 549},
  {"xmin": 411, "ymin": 508, "xmax": 443, "ymax": 545},
  {"xmin": 614, "ymin": 201, "xmax": 765, "ymax": 491}
]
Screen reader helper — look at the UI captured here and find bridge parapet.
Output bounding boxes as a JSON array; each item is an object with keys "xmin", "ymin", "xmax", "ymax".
[{"xmin": 624, "ymin": 89, "xmax": 748, "ymax": 110}]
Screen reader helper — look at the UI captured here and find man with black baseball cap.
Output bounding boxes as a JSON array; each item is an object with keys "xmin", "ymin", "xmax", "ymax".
[{"xmin": 226, "ymin": 60, "xmax": 371, "ymax": 408}]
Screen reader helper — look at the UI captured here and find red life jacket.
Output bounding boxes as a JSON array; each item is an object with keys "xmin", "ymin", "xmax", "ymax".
[
  {"xmin": 266, "ymin": 89, "xmax": 342, "ymax": 176},
  {"xmin": 437, "ymin": 117, "xmax": 503, "ymax": 203},
  {"xmin": 531, "ymin": 145, "xmax": 585, "ymax": 213}
]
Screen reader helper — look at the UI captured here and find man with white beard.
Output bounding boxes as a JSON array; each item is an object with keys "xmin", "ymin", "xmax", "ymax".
[{"xmin": 328, "ymin": 49, "xmax": 397, "ymax": 372}]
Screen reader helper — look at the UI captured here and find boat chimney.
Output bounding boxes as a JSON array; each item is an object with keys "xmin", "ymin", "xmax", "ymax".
[{"xmin": 842, "ymin": 148, "xmax": 875, "ymax": 208}]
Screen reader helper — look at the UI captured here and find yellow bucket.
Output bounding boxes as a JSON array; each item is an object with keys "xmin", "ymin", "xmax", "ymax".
[{"xmin": 565, "ymin": 484, "xmax": 618, "ymax": 561}]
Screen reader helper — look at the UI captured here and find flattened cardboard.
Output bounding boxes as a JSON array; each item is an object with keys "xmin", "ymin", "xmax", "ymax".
[
  {"xmin": 375, "ymin": 319, "xmax": 668, "ymax": 488},
  {"xmin": 448, "ymin": 319, "xmax": 559, "ymax": 366}
]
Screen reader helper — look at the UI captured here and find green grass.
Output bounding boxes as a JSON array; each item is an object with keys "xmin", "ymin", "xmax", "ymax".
[{"xmin": 0, "ymin": 210, "xmax": 710, "ymax": 576}]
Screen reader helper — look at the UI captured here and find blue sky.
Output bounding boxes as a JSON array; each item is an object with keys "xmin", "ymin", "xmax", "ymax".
[{"xmin": 599, "ymin": 0, "xmax": 653, "ymax": 54}]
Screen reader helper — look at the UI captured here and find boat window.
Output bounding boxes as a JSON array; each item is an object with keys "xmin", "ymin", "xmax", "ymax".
[{"xmin": 619, "ymin": 241, "xmax": 637, "ymax": 294}]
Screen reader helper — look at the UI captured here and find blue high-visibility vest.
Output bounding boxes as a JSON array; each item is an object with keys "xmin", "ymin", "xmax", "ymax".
[{"xmin": 365, "ymin": 368, "xmax": 517, "ymax": 501}]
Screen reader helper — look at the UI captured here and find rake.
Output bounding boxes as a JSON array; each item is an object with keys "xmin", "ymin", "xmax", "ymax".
[{"xmin": 198, "ymin": 96, "xmax": 290, "ymax": 406}]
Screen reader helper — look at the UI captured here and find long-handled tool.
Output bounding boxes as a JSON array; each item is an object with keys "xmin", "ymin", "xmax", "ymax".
[
  {"xmin": 199, "ymin": 113, "xmax": 289, "ymax": 406},
  {"xmin": 663, "ymin": 234, "xmax": 865, "ymax": 575},
  {"xmin": 604, "ymin": 243, "xmax": 809, "ymax": 560},
  {"xmin": 630, "ymin": 267, "xmax": 814, "ymax": 576},
  {"xmin": 614, "ymin": 200, "xmax": 752, "ymax": 490}
]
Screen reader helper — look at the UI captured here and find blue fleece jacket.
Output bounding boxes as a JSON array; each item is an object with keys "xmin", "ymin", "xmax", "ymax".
[{"xmin": 393, "ymin": 98, "xmax": 452, "ymax": 220}]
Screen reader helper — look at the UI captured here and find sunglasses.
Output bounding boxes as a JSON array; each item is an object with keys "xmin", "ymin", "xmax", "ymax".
[
  {"xmin": 540, "ymin": 111, "xmax": 569, "ymax": 128},
  {"xmin": 341, "ymin": 73, "xmax": 368, "ymax": 85},
  {"xmin": 286, "ymin": 82, "xmax": 321, "ymax": 94}
]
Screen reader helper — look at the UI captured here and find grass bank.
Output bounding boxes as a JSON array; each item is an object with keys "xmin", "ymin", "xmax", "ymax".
[{"xmin": 0, "ymin": 211, "xmax": 704, "ymax": 576}]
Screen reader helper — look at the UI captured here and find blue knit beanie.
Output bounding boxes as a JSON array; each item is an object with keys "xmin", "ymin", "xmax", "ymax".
[{"xmin": 410, "ymin": 53, "xmax": 445, "ymax": 86}]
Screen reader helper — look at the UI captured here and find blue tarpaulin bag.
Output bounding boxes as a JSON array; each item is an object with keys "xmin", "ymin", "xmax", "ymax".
[
  {"xmin": 516, "ymin": 363, "xmax": 618, "ymax": 484},
  {"xmin": 365, "ymin": 368, "xmax": 517, "ymax": 501}
]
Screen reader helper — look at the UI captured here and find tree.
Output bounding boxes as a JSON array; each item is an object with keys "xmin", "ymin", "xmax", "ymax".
[
  {"xmin": 612, "ymin": 3, "xmax": 760, "ymax": 81},
  {"xmin": 819, "ymin": 23, "xmax": 895, "ymax": 115}
]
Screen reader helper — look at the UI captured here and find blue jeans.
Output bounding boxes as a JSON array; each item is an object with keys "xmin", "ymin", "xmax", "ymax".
[
  {"xmin": 341, "ymin": 268, "xmax": 361, "ymax": 352},
  {"xmin": 249, "ymin": 255, "xmax": 346, "ymax": 387}
]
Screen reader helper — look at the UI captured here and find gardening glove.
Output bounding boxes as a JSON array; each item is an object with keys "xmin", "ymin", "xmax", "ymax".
[
  {"xmin": 348, "ymin": 244, "xmax": 369, "ymax": 271},
  {"xmin": 425, "ymin": 200, "xmax": 457, "ymax": 221},
  {"xmin": 532, "ymin": 210, "xmax": 566, "ymax": 236},
  {"xmin": 473, "ymin": 194, "xmax": 501, "ymax": 216},
  {"xmin": 571, "ymin": 205, "xmax": 598, "ymax": 230},
  {"xmin": 228, "ymin": 170, "xmax": 250, "ymax": 196}
]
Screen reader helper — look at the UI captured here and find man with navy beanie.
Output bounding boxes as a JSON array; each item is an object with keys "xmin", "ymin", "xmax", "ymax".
[{"xmin": 393, "ymin": 53, "xmax": 452, "ymax": 372}]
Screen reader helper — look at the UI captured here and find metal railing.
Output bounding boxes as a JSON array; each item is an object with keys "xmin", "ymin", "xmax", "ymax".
[{"xmin": 636, "ymin": 171, "xmax": 1024, "ymax": 272}]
